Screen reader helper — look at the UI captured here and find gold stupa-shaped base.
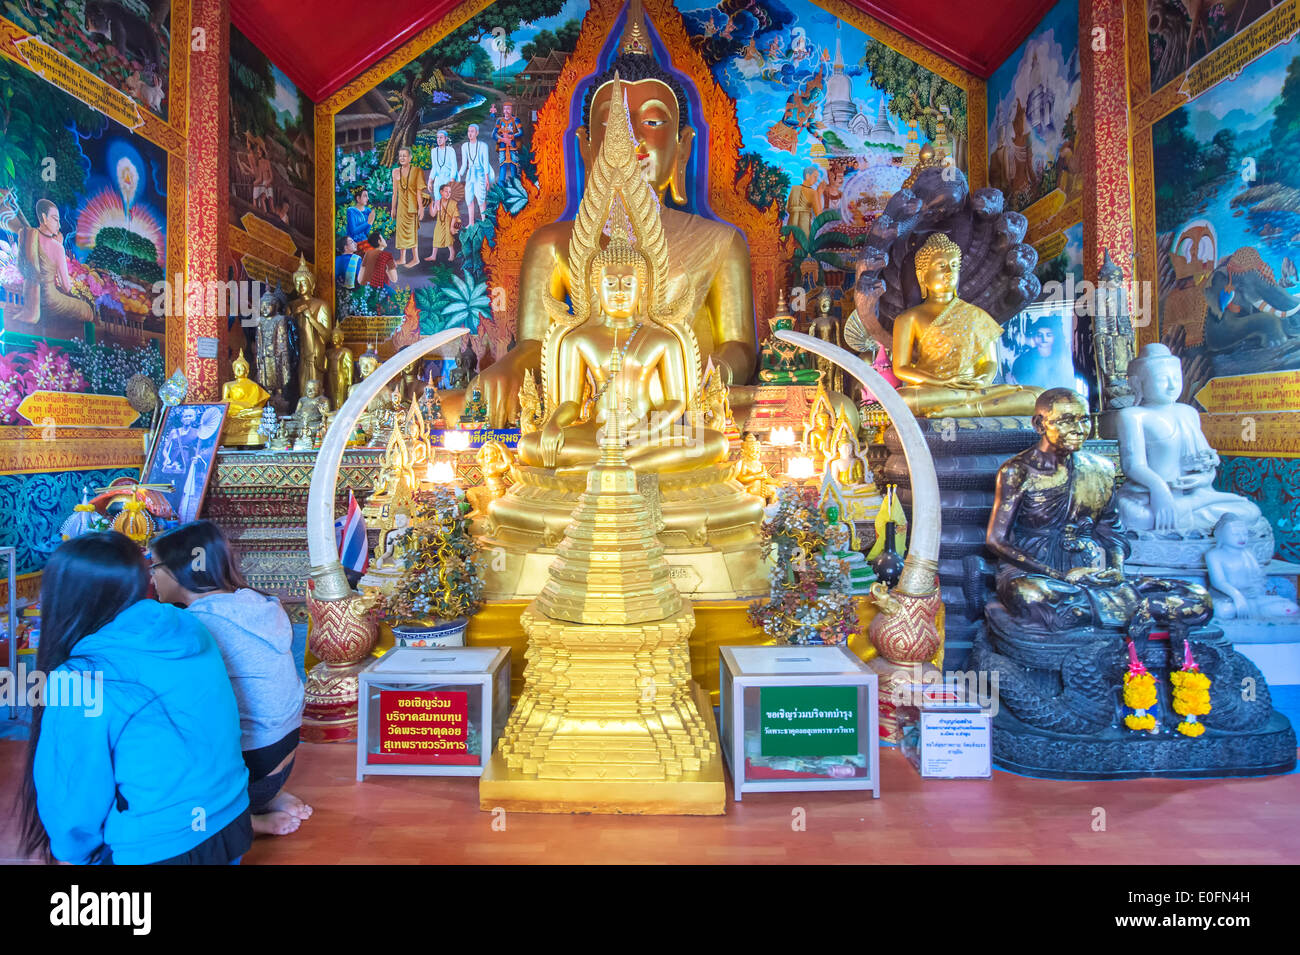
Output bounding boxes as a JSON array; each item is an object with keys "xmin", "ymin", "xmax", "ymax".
[{"xmin": 480, "ymin": 682, "xmax": 726, "ymax": 815}]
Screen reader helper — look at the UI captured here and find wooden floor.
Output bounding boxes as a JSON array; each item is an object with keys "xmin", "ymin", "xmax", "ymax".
[{"xmin": 2, "ymin": 739, "xmax": 1296, "ymax": 864}]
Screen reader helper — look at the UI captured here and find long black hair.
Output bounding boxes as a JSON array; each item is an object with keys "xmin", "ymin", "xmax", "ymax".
[
  {"xmin": 19, "ymin": 532, "xmax": 150, "ymax": 861},
  {"xmin": 150, "ymin": 520, "xmax": 250, "ymax": 596}
]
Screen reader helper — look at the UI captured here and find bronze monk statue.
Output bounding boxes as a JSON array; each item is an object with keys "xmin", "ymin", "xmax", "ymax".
[{"xmin": 986, "ymin": 388, "xmax": 1211, "ymax": 634}]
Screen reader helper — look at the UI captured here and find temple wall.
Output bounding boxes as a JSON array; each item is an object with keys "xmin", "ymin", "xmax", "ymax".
[
  {"xmin": 314, "ymin": 0, "xmax": 984, "ymax": 374},
  {"xmin": 1129, "ymin": 0, "xmax": 1300, "ymax": 559}
]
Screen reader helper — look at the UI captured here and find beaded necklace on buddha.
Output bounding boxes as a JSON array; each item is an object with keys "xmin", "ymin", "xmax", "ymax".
[{"xmin": 591, "ymin": 322, "xmax": 643, "ymax": 406}]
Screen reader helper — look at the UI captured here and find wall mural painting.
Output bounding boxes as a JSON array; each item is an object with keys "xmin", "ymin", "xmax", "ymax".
[
  {"xmin": 333, "ymin": 0, "xmax": 592, "ymax": 362},
  {"xmin": 331, "ymin": 0, "xmax": 964, "ymax": 366},
  {"xmin": 680, "ymin": 0, "xmax": 964, "ymax": 290},
  {"xmin": 1148, "ymin": 0, "xmax": 1281, "ymax": 92},
  {"xmin": 986, "ymin": 0, "xmax": 1081, "ymax": 217},
  {"xmin": 2, "ymin": 0, "xmax": 171, "ymax": 117},
  {"xmin": 1153, "ymin": 34, "xmax": 1300, "ymax": 400},
  {"xmin": 230, "ymin": 26, "xmax": 316, "ymax": 259},
  {"xmin": 0, "ymin": 58, "xmax": 168, "ymax": 426}
]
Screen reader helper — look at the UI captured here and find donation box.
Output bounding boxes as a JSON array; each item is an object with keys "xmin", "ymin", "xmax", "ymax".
[
  {"xmin": 718, "ymin": 645, "xmax": 880, "ymax": 800},
  {"xmin": 356, "ymin": 646, "xmax": 511, "ymax": 780}
]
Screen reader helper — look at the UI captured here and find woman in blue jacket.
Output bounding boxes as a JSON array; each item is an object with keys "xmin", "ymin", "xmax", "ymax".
[{"xmin": 19, "ymin": 532, "xmax": 252, "ymax": 864}]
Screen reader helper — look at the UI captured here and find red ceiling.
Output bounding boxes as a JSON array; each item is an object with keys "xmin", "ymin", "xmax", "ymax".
[{"xmin": 230, "ymin": 0, "xmax": 1061, "ymax": 104}]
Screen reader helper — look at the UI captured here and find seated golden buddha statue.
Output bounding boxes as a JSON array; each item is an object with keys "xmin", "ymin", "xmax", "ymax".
[
  {"xmin": 481, "ymin": 72, "xmax": 764, "ymax": 600},
  {"xmin": 819, "ymin": 409, "xmax": 880, "ymax": 526},
  {"xmin": 220, "ymin": 349, "xmax": 271, "ymax": 446},
  {"xmin": 733, "ymin": 433, "xmax": 779, "ymax": 504},
  {"xmin": 894, "ymin": 233, "xmax": 1040, "ymax": 418},
  {"xmin": 476, "ymin": 0, "xmax": 757, "ymax": 427},
  {"xmin": 290, "ymin": 378, "xmax": 331, "ymax": 450}
]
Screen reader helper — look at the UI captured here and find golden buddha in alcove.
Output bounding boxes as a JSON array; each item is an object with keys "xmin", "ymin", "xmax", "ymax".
[
  {"xmin": 893, "ymin": 233, "xmax": 1040, "ymax": 418},
  {"xmin": 477, "ymin": 0, "xmax": 757, "ymax": 427}
]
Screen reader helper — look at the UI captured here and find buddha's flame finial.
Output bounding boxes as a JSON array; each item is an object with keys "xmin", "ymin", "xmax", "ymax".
[{"xmin": 620, "ymin": 0, "xmax": 651, "ymax": 56}]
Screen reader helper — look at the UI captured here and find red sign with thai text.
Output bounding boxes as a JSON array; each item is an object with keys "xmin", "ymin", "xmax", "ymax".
[{"xmin": 370, "ymin": 690, "xmax": 476, "ymax": 765}]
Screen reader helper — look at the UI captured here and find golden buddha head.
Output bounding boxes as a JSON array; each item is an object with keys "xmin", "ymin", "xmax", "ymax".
[
  {"xmin": 303, "ymin": 377, "xmax": 322, "ymax": 398},
  {"xmin": 591, "ymin": 243, "xmax": 648, "ymax": 321},
  {"xmin": 332, "ymin": 326, "xmax": 345, "ymax": 347},
  {"xmin": 358, "ymin": 348, "xmax": 380, "ymax": 378},
  {"xmin": 579, "ymin": 0, "xmax": 695, "ymax": 203},
  {"xmin": 1033, "ymin": 388, "xmax": 1088, "ymax": 453},
  {"xmin": 913, "ymin": 233, "xmax": 962, "ymax": 301},
  {"xmin": 231, "ymin": 350, "xmax": 250, "ymax": 379},
  {"xmin": 292, "ymin": 256, "xmax": 315, "ymax": 297},
  {"xmin": 741, "ymin": 433, "xmax": 761, "ymax": 460}
]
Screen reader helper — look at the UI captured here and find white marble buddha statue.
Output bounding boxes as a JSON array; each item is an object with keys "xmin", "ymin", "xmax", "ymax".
[
  {"xmin": 1206, "ymin": 515, "xmax": 1297, "ymax": 620},
  {"xmin": 1116, "ymin": 344, "xmax": 1263, "ymax": 535}
]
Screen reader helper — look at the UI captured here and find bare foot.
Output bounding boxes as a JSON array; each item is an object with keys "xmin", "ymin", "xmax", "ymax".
[
  {"xmin": 252, "ymin": 811, "xmax": 301, "ymax": 836},
  {"xmin": 268, "ymin": 790, "xmax": 313, "ymax": 820}
]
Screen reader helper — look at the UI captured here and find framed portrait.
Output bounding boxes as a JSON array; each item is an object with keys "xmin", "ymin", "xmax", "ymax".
[
  {"xmin": 142, "ymin": 403, "xmax": 229, "ymax": 524},
  {"xmin": 997, "ymin": 303, "xmax": 1089, "ymax": 399}
]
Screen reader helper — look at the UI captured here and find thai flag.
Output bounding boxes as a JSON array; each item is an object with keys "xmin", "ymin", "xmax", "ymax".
[{"xmin": 334, "ymin": 490, "xmax": 369, "ymax": 574}]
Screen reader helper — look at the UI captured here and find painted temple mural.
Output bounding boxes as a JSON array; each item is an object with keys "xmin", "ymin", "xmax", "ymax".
[
  {"xmin": 1, "ymin": 0, "xmax": 171, "ymax": 117},
  {"xmin": 0, "ymin": 57, "xmax": 168, "ymax": 425},
  {"xmin": 330, "ymin": 0, "xmax": 963, "ymax": 367},
  {"xmin": 986, "ymin": 0, "xmax": 1081, "ymax": 217},
  {"xmin": 1147, "ymin": 0, "xmax": 1282, "ymax": 91},
  {"xmin": 230, "ymin": 25, "xmax": 316, "ymax": 260},
  {"xmin": 1153, "ymin": 33, "xmax": 1300, "ymax": 396}
]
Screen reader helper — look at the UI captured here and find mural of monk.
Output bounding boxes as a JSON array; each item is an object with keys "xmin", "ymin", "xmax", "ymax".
[{"xmin": 13, "ymin": 198, "xmax": 94, "ymax": 337}]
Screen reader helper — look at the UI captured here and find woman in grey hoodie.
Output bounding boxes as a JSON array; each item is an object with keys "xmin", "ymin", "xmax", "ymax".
[{"xmin": 151, "ymin": 521, "xmax": 311, "ymax": 837}]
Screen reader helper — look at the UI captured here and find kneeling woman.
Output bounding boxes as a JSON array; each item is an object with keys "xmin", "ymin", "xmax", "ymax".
[
  {"xmin": 21, "ymin": 532, "xmax": 251, "ymax": 864},
  {"xmin": 151, "ymin": 521, "xmax": 310, "ymax": 837}
]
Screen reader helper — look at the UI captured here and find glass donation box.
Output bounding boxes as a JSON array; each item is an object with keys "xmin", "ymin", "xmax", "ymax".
[
  {"xmin": 356, "ymin": 646, "xmax": 511, "ymax": 781},
  {"xmin": 718, "ymin": 645, "xmax": 880, "ymax": 800}
]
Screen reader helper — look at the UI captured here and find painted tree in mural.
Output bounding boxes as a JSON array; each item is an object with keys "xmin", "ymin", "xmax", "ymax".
[
  {"xmin": 859, "ymin": 41, "xmax": 967, "ymax": 170},
  {"xmin": 520, "ymin": 19, "xmax": 582, "ymax": 60},
  {"xmin": 1262, "ymin": 56, "xmax": 1300, "ymax": 190},
  {"xmin": 0, "ymin": 61, "xmax": 104, "ymax": 214},
  {"xmin": 379, "ymin": 0, "xmax": 569, "ymax": 167},
  {"xmin": 1153, "ymin": 109, "xmax": 1237, "ymax": 232}
]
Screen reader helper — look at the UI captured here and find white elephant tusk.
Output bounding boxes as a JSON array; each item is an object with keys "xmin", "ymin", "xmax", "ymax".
[
  {"xmin": 306, "ymin": 328, "xmax": 470, "ymax": 600},
  {"xmin": 775, "ymin": 329, "xmax": 941, "ymax": 597}
]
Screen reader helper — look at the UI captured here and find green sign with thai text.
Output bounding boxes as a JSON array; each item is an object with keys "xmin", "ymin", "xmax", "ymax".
[{"xmin": 759, "ymin": 685, "xmax": 859, "ymax": 756}]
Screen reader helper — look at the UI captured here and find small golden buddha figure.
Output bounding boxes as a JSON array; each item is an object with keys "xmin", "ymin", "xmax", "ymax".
[
  {"xmin": 893, "ymin": 233, "xmax": 1040, "ymax": 417},
  {"xmin": 325, "ymin": 326, "xmax": 354, "ymax": 410},
  {"xmin": 733, "ymin": 433, "xmax": 779, "ymax": 503},
  {"xmin": 220, "ymin": 349, "xmax": 271, "ymax": 446},
  {"xmin": 289, "ymin": 257, "xmax": 334, "ymax": 397},
  {"xmin": 804, "ymin": 405, "xmax": 834, "ymax": 471},
  {"xmin": 290, "ymin": 378, "xmax": 331, "ymax": 450},
  {"xmin": 758, "ymin": 308, "xmax": 819, "ymax": 384},
  {"xmin": 368, "ymin": 383, "xmax": 406, "ymax": 449},
  {"xmin": 468, "ymin": 440, "xmax": 515, "ymax": 514},
  {"xmin": 819, "ymin": 410, "xmax": 880, "ymax": 527},
  {"xmin": 366, "ymin": 425, "xmax": 416, "ymax": 524},
  {"xmin": 403, "ymin": 399, "xmax": 431, "ymax": 473},
  {"xmin": 700, "ymin": 358, "xmax": 738, "ymax": 445},
  {"xmin": 476, "ymin": 0, "xmax": 758, "ymax": 426}
]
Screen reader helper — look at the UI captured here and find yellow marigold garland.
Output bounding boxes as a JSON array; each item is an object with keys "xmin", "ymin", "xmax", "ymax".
[
  {"xmin": 1122, "ymin": 639, "xmax": 1157, "ymax": 732},
  {"xmin": 1172, "ymin": 640, "xmax": 1211, "ymax": 738}
]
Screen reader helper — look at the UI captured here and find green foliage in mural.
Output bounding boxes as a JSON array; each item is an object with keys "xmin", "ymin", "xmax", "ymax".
[
  {"xmin": 1262, "ymin": 57, "xmax": 1300, "ymax": 190},
  {"xmin": 1153, "ymin": 109, "xmax": 1237, "ymax": 232},
  {"xmin": 85, "ymin": 226, "xmax": 163, "ymax": 282},
  {"xmin": 860, "ymin": 40, "xmax": 967, "ymax": 168},
  {"xmin": 0, "ymin": 60, "xmax": 105, "ymax": 215},
  {"xmin": 738, "ymin": 153, "xmax": 791, "ymax": 213},
  {"xmin": 520, "ymin": 19, "xmax": 582, "ymax": 61},
  {"xmin": 784, "ymin": 210, "xmax": 848, "ymax": 283}
]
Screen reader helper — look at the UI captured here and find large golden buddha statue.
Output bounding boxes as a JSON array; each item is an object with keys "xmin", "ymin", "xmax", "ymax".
[
  {"xmin": 477, "ymin": 0, "xmax": 757, "ymax": 427},
  {"xmin": 482, "ymin": 71, "xmax": 764, "ymax": 600},
  {"xmin": 220, "ymin": 349, "xmax": 271, "ymax": 446},
  {"xmin": 893, "ymin": 234, "xmax": 1040, "ymax": 418}
]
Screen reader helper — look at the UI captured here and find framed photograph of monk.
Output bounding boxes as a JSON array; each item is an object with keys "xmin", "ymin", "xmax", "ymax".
[
  {"xmin": 997, "ymin": 304, "xmax": 1086, "ymax": 397},
  {"xmin": 142, "ymin": 403, "xmax": 228, "ymax": 524}
]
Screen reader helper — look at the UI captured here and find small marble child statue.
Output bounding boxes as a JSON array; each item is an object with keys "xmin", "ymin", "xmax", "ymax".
[{"xmin": 1206, "ymin": 514, "xmax": 1299, "ymax": 620}]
